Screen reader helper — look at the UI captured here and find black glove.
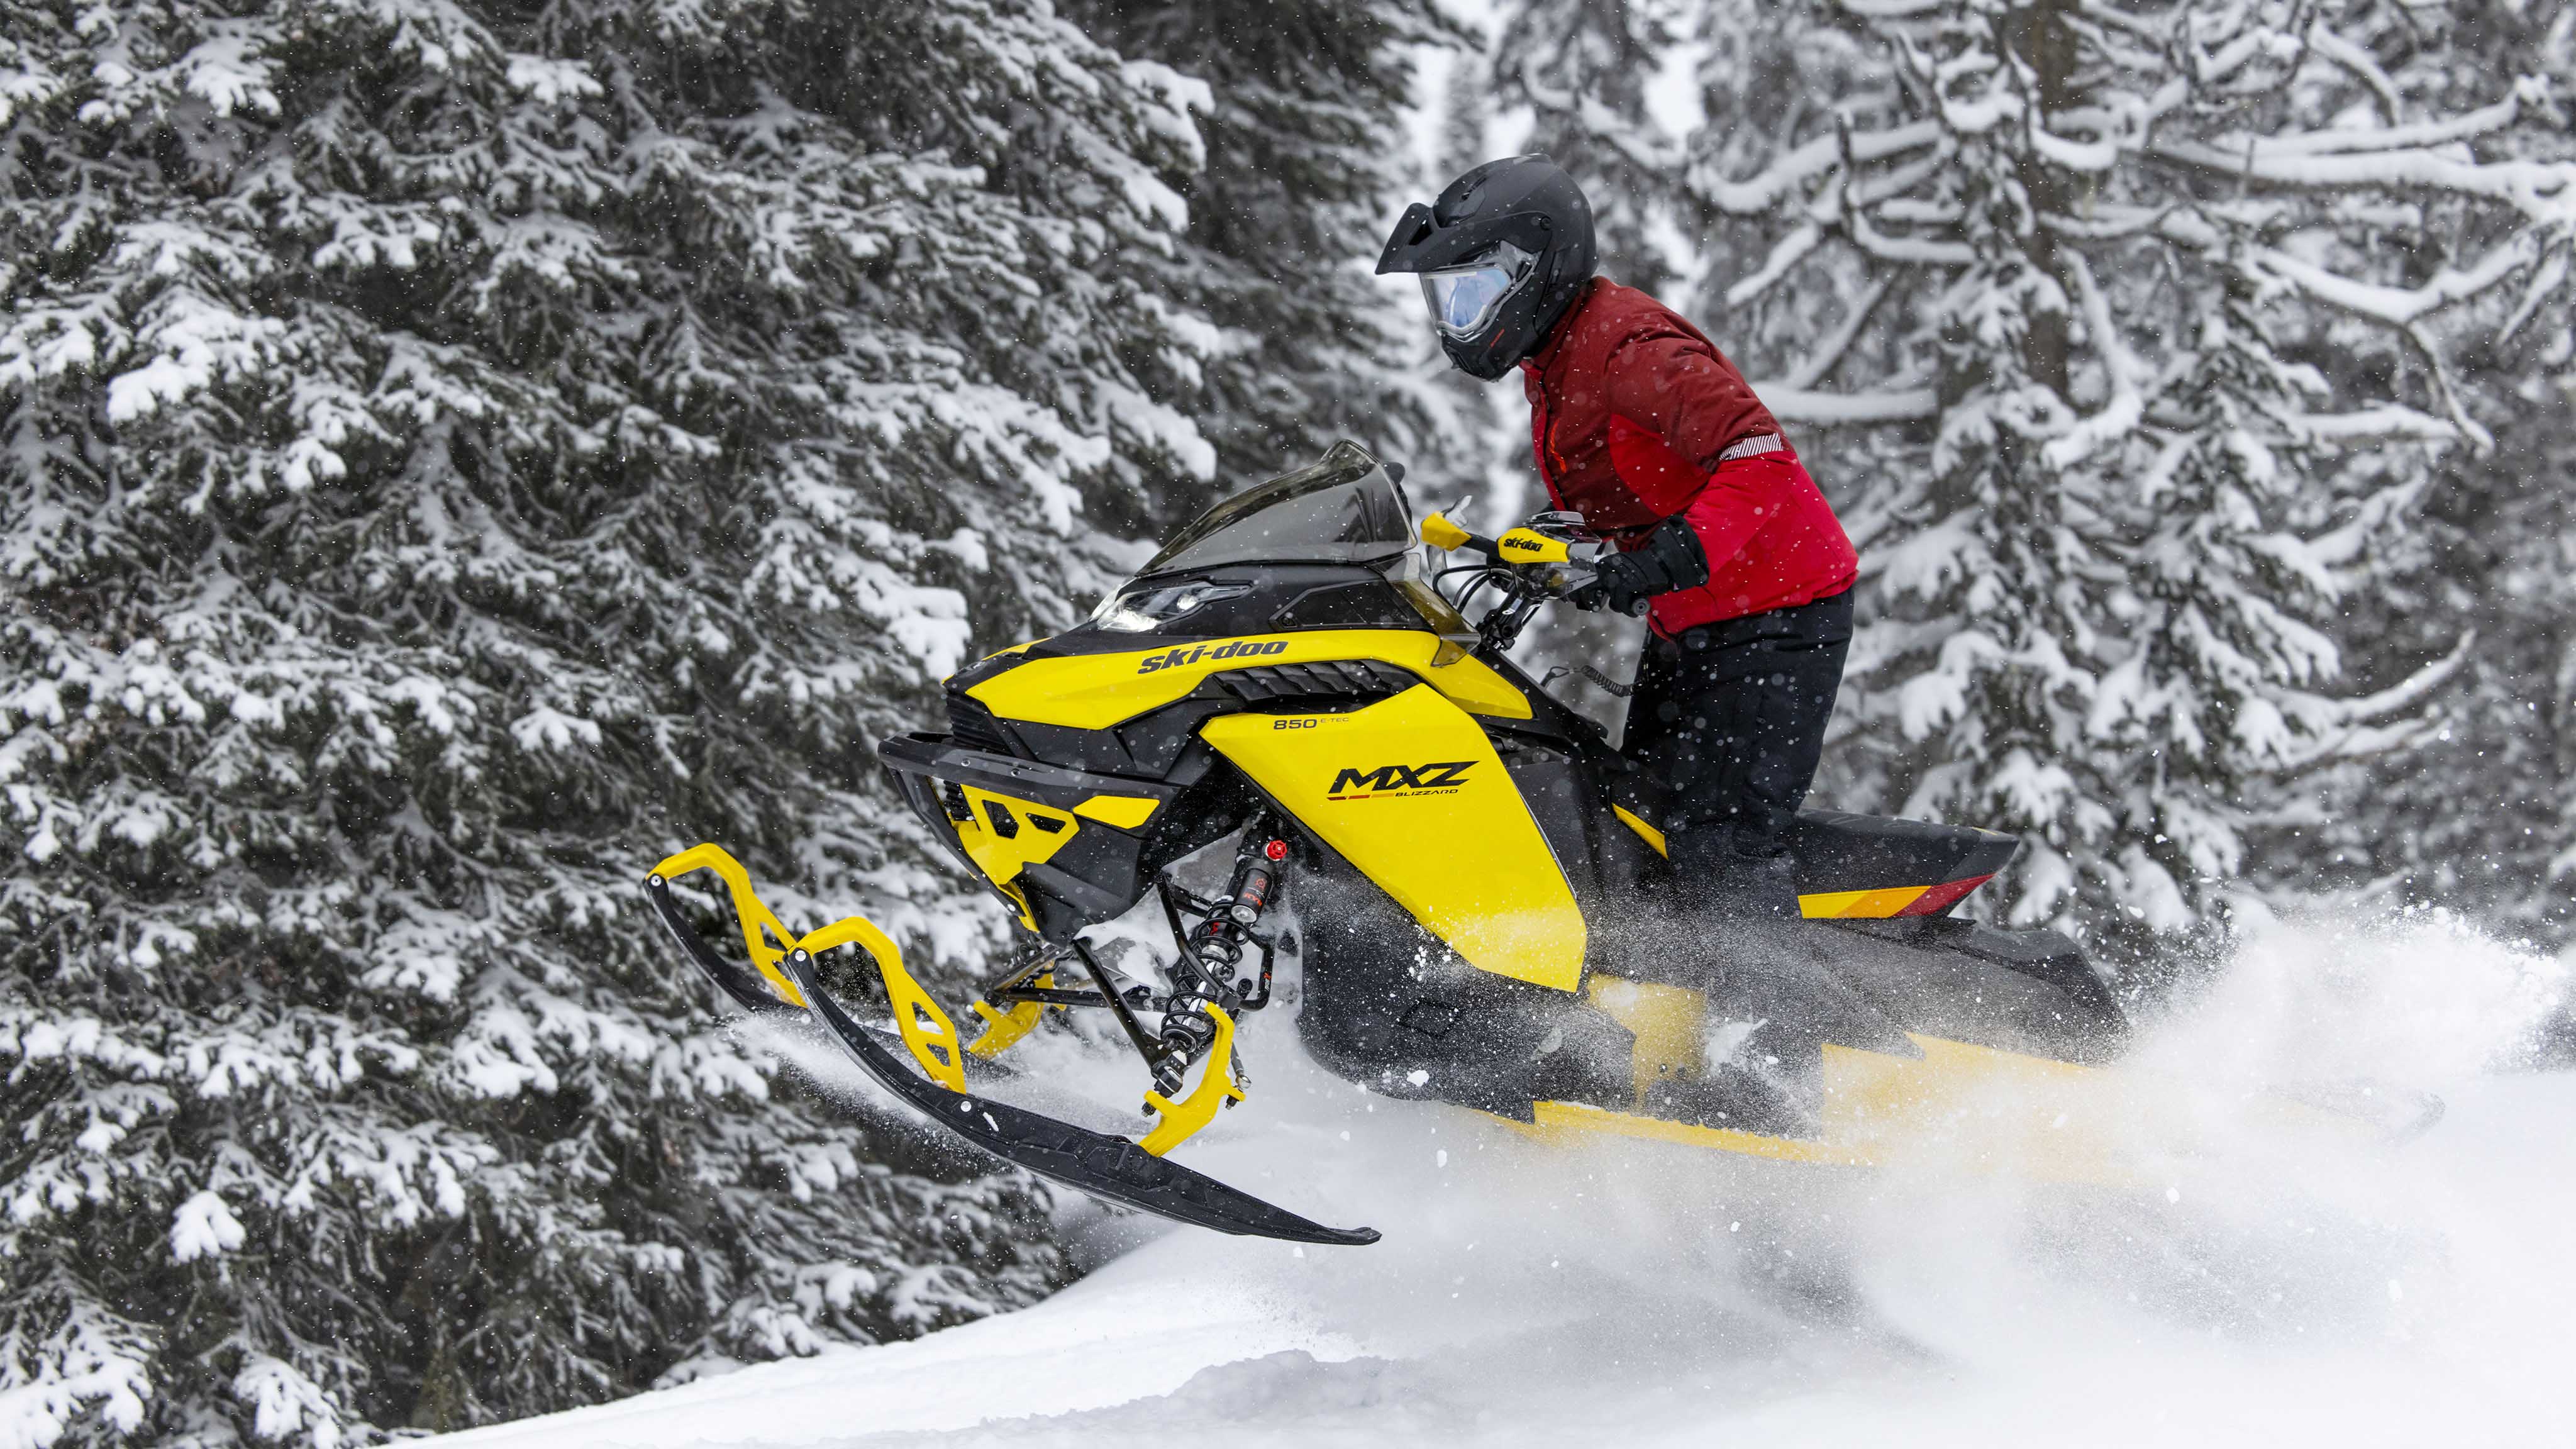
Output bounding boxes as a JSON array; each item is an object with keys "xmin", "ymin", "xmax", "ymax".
[{"xmin": 1572, "ymin": 518, "xmax": 1710, "ymax": 616}]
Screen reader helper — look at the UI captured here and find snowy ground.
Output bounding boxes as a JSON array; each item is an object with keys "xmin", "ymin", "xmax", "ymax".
[{"xmin": 435, "ymin": 907, "xmax": 2571, "ymax": 1448}]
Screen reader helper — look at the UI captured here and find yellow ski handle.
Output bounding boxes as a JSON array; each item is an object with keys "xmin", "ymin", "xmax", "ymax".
[
  {"xmin": 648, "ymin": 843, "xmax": 808, "ymax": 1008},
  {"xmin": 797, "ymin": 914, "xmax": 969, "ymax": 1094},
  {"xmin": 648, "ymin": 844, "xmax": 969, "ymax": 1094},
  {"xmin": 1420, "ymin": 511, "xmax": 1475, "ymax": 552},
  {"xmin": 1139, "ymin": 1003, "xmax": 1246, "ymax": 1157},
  {"xmin": 1423, "ymin": 513, "xmax": 1573, "ymax": 565}
]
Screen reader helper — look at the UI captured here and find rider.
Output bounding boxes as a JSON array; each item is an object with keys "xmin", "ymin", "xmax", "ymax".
[{"xmin": 1378, "ymin": 155, "xmax": 1858, "ymax": 919}]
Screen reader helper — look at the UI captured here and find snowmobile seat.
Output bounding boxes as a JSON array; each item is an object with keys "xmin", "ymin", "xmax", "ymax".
[{"xmin": 1781, "ymin": 809, "xmax": 2019, "ymax": 918}]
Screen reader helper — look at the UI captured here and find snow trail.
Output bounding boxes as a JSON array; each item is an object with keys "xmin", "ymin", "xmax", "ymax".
[{"xmin": 436, "ymin": 906, "xmax": 2570, "ymax": 1447}]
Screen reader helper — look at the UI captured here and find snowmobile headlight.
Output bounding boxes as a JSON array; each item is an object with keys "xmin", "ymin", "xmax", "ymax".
[{"xmin": 1091, "ymin": 582, "xmax": 1252, "ymax": 633}]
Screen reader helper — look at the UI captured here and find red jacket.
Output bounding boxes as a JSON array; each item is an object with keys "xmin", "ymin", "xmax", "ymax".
[{"xmin": 1520, "ymin": 279, "xmax": 1857, "ymax": 636}]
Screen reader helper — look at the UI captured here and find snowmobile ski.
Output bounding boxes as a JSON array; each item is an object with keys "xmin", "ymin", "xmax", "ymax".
[
  {"xmin": 645, "ymin": 848, "xmax": 1379, "ymax": 1247},
  {"xmin": 772, "ymin": 943, "xmax": 1376, "ymax": 1246}
]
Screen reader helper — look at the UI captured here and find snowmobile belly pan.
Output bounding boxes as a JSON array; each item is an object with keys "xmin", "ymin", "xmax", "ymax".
[{"xmin": 879, "ymin": 735, "xmax": 1183, "ymax": 935}]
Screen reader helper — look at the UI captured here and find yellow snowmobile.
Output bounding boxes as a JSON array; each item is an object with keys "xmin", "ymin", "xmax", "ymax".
[{"xmin": 646, "ymin": 441, "xmax": 2143, "ymax": 1246}]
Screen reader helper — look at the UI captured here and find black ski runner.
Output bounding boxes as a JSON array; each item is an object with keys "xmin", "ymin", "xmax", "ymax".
[
  {"xmin": 647, "ymin": 872, "xmax": 809, "ymax": 1023},
  {"xmin": 645, "ymin": 875, "xmax": 1379, "ymax": 1246}
]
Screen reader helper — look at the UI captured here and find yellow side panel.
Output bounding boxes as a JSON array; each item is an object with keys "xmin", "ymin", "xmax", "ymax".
[
  {"xmin": 1534, "ymin": 1035, "xmax": 2135, "ymax": 1184},
  {"xmin": 1530, "ymin": 1100, "xmax": 1865, "ymax": 1165},
  {"xmin": 1072, "ymin": 794, "xmax": 1159, "ymax": 829},
  {"xmin": 948, "ymin": 787, "xmax": 1083, "ymax": 930},
  {"xmin": 965, "ymin": 629, "xmax": 1529, "ymax": 729},
  {"xmin": 1201, "ymin": 685, "xmax": 1584, "ymax": 991},
  {"xmin": 1797, "ymin": 885, "xmax": 1929, "ymax": 919},
  {"xmin": 1421, "ymin": 650, "xmax": 1530, "ymax": 719}
]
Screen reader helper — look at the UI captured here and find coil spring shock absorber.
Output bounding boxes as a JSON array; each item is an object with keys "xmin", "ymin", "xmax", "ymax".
[{"xmin": 1152, "ymin": 826, "xmax": 1289, "ymax": 1098}]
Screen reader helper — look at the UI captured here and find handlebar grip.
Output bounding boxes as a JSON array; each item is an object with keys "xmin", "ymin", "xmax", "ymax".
[{"xmin": 1495, "ymin": 528, "xmax": 1572, "ymax": 564}]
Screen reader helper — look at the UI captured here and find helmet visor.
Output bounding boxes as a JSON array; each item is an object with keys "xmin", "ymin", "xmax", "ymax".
[{"xmin": 1419, "ymin": 242, "xmax": 1534, "ymax": 339}]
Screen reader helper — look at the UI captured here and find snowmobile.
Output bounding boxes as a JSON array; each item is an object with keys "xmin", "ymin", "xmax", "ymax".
[{"xmin": 645, "ymin": 442, "xmax": 2160, "ymax": 1246}]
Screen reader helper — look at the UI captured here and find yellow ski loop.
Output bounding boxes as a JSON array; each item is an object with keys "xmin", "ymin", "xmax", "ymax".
[
  {"xmin": 646, "ymin": 844, "xmax": 967, "ymax": 1093},
  {"xmin": 647, "ymin": 844, "xmax": 808, "ymax": 1008},
  {"xmin": 1140, "ymin": 1003, "xmax": 1245, "ymax": 1157},
  {"xmin": 794, "ymin": 914, "xmax": 968, "ymax": 1094},
  {"xmin": 647, "ymin": 841, "xmax": 1243, "ymax": 1153}
]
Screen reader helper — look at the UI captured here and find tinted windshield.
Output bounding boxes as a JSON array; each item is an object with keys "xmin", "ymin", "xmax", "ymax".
[{"xmin": 1138, "ymin": 440, "xmax": 1415, "ymax": 576}]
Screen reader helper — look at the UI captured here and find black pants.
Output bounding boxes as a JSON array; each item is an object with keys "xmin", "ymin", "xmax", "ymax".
[{"xmin": 1622, "ymin": 590, "xmax": 1853, "ymax": 916}]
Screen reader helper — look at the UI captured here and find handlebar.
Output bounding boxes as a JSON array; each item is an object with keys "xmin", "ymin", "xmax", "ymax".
[
  {"xmin": 1419, "ymin": 511, "xmax": 1599, "ymax": 652},
  {"xmin": 1421, "ymin": 512, "xmax": 1575, "ymax": 565}
]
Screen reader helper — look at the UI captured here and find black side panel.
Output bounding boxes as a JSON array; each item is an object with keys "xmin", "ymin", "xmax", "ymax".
[
  {"xmin": 879, "ymin": 734, "xmax": 1183, "ymax": 816},
  {"xmin": 1499, "ymin": 742, "xmax": 1602, "ymax": 912},
  {"xmin": 1292, "ymin": 856, "xmax": 1633, "ymax": 1119},
  {"xmin": 1826, "ymin": 917, "xmax": 2123, "ymax": 1030},
  {"xmin": 1594, "ymin": 916, "xmax": 2125, "ymax": 1076},
  {"xmin": 1116, "ymin": 660, "xmax": 1412, "ymax": 775},
  {"xmin": 1009, "ymin": 719, "xmax": 1142, "ymax": 775},
  {"xmin": 943, "ymin": 687, "xmax": 1019, "ymax": 755},
  {"xmin": 1601, "ymin": 787, "xmax": 2021, "ymax": 898}
]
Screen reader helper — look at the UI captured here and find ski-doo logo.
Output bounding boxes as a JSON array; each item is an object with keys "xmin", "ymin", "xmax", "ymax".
[
  {"xmin": 1498, "ymin": 534, "xmax": 1547, "ymax": 556},
  {"xmin": 1328, "ymin": 762, "xmax": 1475, "ymax": 799},
  {"xmin": 1135, "ymin": 639, "xmax": 1291, "ymax": 674}
]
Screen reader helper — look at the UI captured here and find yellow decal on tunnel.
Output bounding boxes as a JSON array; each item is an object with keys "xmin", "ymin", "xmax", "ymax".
[
  {"xmin": 1613, "ymin": 804, "xmax": 1667, "ymax": 855},
  {"xmin": 1201, "ymin": 685, "xmax": 1584, "ymax": 991},
  {"xmin": 1796, "ymin": 885, "xmax": 1932, "ymax": 918},
  {"xmin": 1532, "ymin": 1032, "xmax": 2167, "ymax": 1186},
  {"xmin": 965, "ymin": 629, "xmax": 1529, "ymax": 729}
]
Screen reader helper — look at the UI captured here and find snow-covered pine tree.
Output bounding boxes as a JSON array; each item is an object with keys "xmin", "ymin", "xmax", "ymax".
[
  {"xmin": 1055, "ymin": 0, "xmax": 1465, "ymax": 509},
  {"xmin": 2267, "ymin": 1, "xmax": 2576, "ymax": 947},
  {"xmin": 1491, "ymin": 0, "xmax": 1690, "ymax": 294},
  {"xmin": 1686, "ymin": 0, "xmax": 2576, "ymax": 961},
  {"xmin": 0, "ymin": 0, "xmax": 1223, "ymax": 1441}
]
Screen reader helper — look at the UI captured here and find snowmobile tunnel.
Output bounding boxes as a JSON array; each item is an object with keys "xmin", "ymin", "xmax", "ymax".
[{"xmin": 1612, "ymin": 805, "xmax": 2019, "ymax": 919}]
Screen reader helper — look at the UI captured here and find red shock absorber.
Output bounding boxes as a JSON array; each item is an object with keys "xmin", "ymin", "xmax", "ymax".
[{"xmin": 1153, "ymin": 829, "xmax": 1291, "ymax": 1097}]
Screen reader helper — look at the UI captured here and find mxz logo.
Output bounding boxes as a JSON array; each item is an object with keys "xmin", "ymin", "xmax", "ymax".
[{"xmin": 1328, "ymin": 761, "xmax": 1475, "ymax": 799}]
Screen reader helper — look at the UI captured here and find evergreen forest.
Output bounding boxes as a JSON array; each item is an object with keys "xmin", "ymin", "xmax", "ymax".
[{"xmin": 2, "ymin": 0, "xmax": 2569, "ymax": 1443}]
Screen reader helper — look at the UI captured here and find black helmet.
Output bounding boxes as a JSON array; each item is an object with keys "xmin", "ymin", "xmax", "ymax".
[{"xmin": 1377, "ymin": 155, "xmax": 1597, "ymax": 380}]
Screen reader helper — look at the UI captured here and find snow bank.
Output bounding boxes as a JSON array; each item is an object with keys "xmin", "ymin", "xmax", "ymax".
[{"xmin": 433, "ymin": 906, "xmax": 2571, "ymax": 1448}]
